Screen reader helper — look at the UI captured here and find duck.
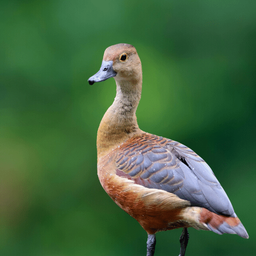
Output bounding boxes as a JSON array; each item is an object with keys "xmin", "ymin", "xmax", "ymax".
[{"xmin": 88, "ymin": 43, "xmax": 249, "ymax": 256}]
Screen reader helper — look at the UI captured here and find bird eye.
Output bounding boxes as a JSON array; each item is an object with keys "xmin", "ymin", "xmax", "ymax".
[{"xmin": 119, "ymin": 53, "xmax": 128, "ymax": 62}]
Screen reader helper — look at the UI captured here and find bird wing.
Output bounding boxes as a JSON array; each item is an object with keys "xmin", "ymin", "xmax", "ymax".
[{"xmin": 115, "ymin": 133, "xmax": 235, "ymax": 217}]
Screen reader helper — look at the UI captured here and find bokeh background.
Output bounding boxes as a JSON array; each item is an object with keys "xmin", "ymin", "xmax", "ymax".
[{"xmin": 1, "ymin": 0, "xmax": 255, "ymax": 255}]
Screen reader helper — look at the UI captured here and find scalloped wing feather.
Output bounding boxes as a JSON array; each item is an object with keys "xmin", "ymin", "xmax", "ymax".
[{"xmin": 116, "ymin": 133, "xmax": 235, "ymax": 217}]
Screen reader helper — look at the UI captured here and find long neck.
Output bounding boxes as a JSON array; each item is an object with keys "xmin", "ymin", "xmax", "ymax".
[{"xmin": 97, "ymin": 78, "xmax": 142, "ymax": 157}]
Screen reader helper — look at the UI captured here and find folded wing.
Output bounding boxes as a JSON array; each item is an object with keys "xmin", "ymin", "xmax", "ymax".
[{"xmin": 116, "ymin": 133, "xmax": 235, "ymax": 217}]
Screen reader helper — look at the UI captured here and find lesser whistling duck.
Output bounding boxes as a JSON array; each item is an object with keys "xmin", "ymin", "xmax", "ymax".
[{"xmin": 88, "ymin": 43, "xmax": 249, "ymax": 256}]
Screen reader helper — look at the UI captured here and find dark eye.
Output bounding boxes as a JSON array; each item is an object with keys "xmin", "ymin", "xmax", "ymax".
[{"xmin": 119, "ymin": 53, "xmax": 127, "ymax": 62}]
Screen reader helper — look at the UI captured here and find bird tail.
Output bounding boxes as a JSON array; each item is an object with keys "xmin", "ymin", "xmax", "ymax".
[{"xmin": 199, "ymin": 208, "xmax": 249, "ymax": 239}]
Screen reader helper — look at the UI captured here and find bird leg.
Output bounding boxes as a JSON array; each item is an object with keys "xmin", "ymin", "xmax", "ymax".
[
  {"xmin": 179, "ymin": 228, "xmax": 189, "ymax": 256},
  {"xmin": 146, "ymin": 234, "xmax": 156, "ymax": 256}
]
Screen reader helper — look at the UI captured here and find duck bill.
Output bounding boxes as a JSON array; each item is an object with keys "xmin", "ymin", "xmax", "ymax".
[{"xmin": 88, "ymin": 60, "xmax": 117, "ymax": 85}]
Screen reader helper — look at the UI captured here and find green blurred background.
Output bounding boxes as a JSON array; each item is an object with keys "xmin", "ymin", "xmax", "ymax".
[{"xmin": 1, "ymin": 0, "xmax": 255, "ymax": 255}]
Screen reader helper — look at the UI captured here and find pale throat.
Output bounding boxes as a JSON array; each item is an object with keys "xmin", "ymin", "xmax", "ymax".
[
  {"xmin": 97, "ymin": 76, "xmax": 143, "ymax": 157},
  {"xmin": 97, "ymin": 79, "xmax": 141, "ymax": 139},
  {"xmin": 117, "ymin": 78, "xmax": 140, "ymax": 109}
]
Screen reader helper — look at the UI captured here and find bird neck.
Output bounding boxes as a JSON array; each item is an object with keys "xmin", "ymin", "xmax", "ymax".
[{"xmin": 97, "ymin": 78, "xmax": 142, "ymax": 158}]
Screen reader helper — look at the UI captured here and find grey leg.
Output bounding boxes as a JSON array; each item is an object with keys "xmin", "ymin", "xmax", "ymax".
[
  {"xmin": 146, "ymin": 234, "xmax": 156, "ymax": 256},
  {"xmin": 179, "ymin": 228, "xmax": 189, "ymax": 256}
]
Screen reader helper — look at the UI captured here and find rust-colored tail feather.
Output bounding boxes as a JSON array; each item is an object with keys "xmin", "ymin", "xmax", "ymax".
[{"xmin": 200, "ymin": 208, "xmax": 249, "ymax": 239}]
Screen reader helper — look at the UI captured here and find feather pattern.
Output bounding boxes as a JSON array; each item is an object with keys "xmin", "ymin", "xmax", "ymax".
[{"xmin": 116, "ymin": 133, "xmax": 235, "ymax": 217}]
